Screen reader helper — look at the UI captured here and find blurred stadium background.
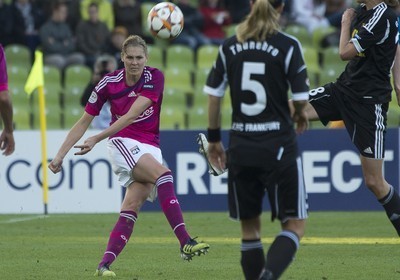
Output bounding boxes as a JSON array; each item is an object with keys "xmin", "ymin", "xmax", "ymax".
[{"xmin": 3, "ymin": 0, "xmax": 399, "ymax": 131}]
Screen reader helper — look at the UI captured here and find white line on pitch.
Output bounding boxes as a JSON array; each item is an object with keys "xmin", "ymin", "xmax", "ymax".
[{"xmin": 0, "ymin": 215, "xmax": 49, "ymax": 224}]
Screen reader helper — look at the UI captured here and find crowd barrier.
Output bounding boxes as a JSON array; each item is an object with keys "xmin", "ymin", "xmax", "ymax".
[{"xmin": 1, "ymin": 129, "xmax": 399, "ymax": 213}]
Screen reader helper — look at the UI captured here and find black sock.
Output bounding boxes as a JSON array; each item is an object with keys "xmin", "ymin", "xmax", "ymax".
[
  {"xmin": 240, "ymin": 239, "xmax": 264, "ymax": 280},
  {"xmin": 265, "ymin": 231, "xmax": 299, "ymax": 279},
  {"xmin": 379, "ymin": 185, "xmax": 400, "ymax": 236}
]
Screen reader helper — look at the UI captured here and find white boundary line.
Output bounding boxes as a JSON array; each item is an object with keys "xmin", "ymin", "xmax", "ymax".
[{"xmin": 0, "ymin": 215, "xmax": 49, "ymax": 224}]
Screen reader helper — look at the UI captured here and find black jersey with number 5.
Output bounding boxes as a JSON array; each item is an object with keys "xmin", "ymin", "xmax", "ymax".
[{"xmin": 204, "ymin": 32, "xmax": 309, "ymax": 166}]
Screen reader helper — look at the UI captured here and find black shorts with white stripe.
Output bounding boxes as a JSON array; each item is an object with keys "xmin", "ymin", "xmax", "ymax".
[
  {"xmin": 309, "ymin": 83, "xmax": 388, "ymax": 159},
  {"xmin": 227, "ymin": 156, "xmax": 308, "ymax": 222}
]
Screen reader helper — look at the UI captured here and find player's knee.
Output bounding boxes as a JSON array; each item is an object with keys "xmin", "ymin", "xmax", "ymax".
[
  {"xmin": 364, "ymin": 175, "xmax": 388, "ymax": 196},
  {"xmin": 363, "ymin": 174, "xmax": 380, "ymax": 190}
]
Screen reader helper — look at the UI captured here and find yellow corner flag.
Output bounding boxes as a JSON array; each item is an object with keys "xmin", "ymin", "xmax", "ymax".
[
  {"xmin": 24, "ymin": 50, "xmax": 44, "ymax": 95},
  {"xmin": 24, "ymin": 50, "xmax": 49, "ymax": 215}
]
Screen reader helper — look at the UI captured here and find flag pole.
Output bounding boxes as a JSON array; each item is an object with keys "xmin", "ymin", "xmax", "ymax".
[
  {"xmin": 38, "ymin": 84, "xmax": 49, "ymax": 215},
  {"xmin": 24, "ymin": 50, "xmax": 48, "ymax": 215}
]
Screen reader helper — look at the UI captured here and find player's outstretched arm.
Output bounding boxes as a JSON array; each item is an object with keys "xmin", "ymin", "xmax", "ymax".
[{"xmin": 48, "ymin": 112, "xmax": 94, "ymax": 173}]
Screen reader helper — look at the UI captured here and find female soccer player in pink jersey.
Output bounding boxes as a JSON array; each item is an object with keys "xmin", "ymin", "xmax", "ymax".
[{"xmin": 48, "ymin": 35, "xmax": 209, "ymax": 277}]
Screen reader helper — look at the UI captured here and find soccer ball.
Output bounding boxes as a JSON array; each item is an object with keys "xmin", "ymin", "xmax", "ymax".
[{"xmin": 147, "ymin": 2, "xmax": 184, "ymax": 40}]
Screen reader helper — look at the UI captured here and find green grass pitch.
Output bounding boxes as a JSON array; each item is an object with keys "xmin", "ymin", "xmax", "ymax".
[{"xmin": 0, "ymin": 211, "xmax": 399, "ymax": 279}]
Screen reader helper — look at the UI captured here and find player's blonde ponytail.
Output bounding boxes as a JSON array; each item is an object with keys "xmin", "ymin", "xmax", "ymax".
[{"xmin": 236, "ymin": 0, "xmax": 280, "ymax": 43}]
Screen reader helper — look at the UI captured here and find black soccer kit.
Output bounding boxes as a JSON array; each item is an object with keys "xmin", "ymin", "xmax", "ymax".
[
  {"xmin": 309, "ymin": 2, "xmax": 398, "ymax": 158},
  {"xmin": 204, "ymin": 33, "xmax": 309, "ymax": 221}
]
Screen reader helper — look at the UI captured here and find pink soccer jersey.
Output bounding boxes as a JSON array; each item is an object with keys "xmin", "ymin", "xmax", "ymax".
[
  {"xmin": 85, "ymin": 66, "xmax": 164, "ymax": 147},
  {"xmin": 0, "ymin": 45, "xmax": 8, "ymax": 92}
]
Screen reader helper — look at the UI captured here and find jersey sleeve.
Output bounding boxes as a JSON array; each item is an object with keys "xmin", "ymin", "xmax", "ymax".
[
  {"xmin": 140, "ymin": 69, "xmax": 164, "ymax": 103},
  {"xmin": 204, "ymin": 45, "xmax": 228, "ymax": 97},
  {"xmin": 85, "ymin": 77, "xmax": 108, "ymax": 116},
  {"xmin": 286, "ymin": 40, "xmax": 309, "ymax": 101},
  {"xmin": 0, "ymin": 46, "xmax": 8, "ymax": 91},
  {"xmin": 351, "ymin": 8, "xmax": 390, "ymax": 53}
]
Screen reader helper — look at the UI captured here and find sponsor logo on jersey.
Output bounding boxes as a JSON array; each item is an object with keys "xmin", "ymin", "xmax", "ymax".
[
  {"xmin": 115, "ymin": 107, "xmax": 155, "ymax": 123},
  {"xmin": 143, "ymin": 84, "xmax": 154, "ymax": 89},
  {"xmin": 128, "ymin": 90, "xmax": 137, "ymax": 97},
  {"xmin": 133, "ymin": 106, "xmax": 155, "ymax": 123},
  {"xmin": 231, "ymin": 121, "xmax": 280, "ymax": 132},
  {"xmin": 88, "ymin": 91, "xmax": 98, "ymax": 103}
]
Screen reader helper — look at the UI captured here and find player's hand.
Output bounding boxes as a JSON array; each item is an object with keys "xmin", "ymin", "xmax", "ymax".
[
  {"xmin": 0, "ymin": 130, "xmax": 15, "ymax": 156},
  {"xmin": 293, "ymin": 111, "xmax": 309, "ymax": 134},
  {"xmin": 74, "ymin": 136, "xmax": 98, "ymax": 155},
  {"xmin": 341, "ymin": 8, "xmax": 356, "ymax": 26},
  {"xmin": 208, "ymin": 141, "xmax": 226, "ymax": 171},
  {"xmin": 48, "ymin": 156, "xmax": 63, "ymax": 174}
]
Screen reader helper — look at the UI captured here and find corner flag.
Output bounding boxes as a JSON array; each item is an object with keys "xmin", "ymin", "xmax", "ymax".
[
  {"xmin": 24, "ymin": 50, "xmax": 44, "ymax": 95},
  {"xmin": 24, "ymin": 50, "xmax": 49, "ymax": 215}
]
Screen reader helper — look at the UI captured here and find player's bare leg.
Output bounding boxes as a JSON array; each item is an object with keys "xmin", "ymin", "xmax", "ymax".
[{"xmin": 360, "ymin": 156, "xmax": 400, "ymax": 235}]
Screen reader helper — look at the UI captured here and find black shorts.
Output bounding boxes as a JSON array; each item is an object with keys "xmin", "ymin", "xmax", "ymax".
[
  {"xmin": 227, "ymin": 157, "xmax": 308, "ymax": 222},
  {"xmin": 309, "ymin": 83, "xmax": 388, "ymax": 159}
]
